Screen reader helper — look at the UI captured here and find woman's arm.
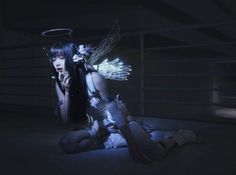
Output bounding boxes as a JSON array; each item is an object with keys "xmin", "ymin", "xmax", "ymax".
[{"xmin": 55, "ymin": 76, "xmax": 71, "ymax": 123}]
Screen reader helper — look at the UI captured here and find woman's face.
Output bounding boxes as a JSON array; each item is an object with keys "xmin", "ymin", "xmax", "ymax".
[{"xmin": 52, "ymin": 55, "xmax": 66, "ymax": 74}]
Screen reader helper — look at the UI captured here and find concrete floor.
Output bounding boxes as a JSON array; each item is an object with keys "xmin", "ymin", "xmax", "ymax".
[{"xmin": 1, "ymin": 114, "xmax": 236, "ymax": 175}]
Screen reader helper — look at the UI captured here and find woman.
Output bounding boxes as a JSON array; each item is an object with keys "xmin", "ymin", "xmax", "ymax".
[{"xmin": 49, "ymin": 41, "xmax": 196, "ymax": 163}]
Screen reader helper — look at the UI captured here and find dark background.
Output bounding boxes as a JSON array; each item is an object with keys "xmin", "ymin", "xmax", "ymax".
[
  {"xmin": 1, "ymin": 0, "xmax": 236, "ymax": 122},
  {"xmin": 1, "ymin": 1, "xmax": 236, "ymax": 175}
]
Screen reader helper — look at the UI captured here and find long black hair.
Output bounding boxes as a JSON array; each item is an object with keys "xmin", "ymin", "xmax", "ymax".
[{"xmin": 49, "ymin": 41, "xmax": 95, "ymax": 123}]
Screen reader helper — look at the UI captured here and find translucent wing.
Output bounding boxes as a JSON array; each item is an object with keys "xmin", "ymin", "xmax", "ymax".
[
  {"xmin": 87, "ymin": 20, "xmax": 132, "ymax": 81},
  {"xmin": 96, "ymin": 58, "xmax": 132, "ymax": 81},
  {"xmin": 88, "ymin": 20, "xmax": 120, "ymax": 65}
]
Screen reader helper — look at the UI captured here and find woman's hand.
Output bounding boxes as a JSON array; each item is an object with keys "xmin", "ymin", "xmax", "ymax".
[{"xmin": 59, "ymin": 72, "xmax": 71, "ymax": 94}]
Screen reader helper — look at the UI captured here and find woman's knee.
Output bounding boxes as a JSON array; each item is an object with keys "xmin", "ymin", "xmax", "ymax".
[{"xmin": 59, "ymin": 135, "xmax": 76, "ymax": 154}]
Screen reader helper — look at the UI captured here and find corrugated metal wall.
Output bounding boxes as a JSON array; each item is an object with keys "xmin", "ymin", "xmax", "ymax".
[
  {"xmin": 0, "ymin": 25, "xmax": 235, "ymax": 121},
  {"xmin": 0, "ymin": 30, "xmax": 54, "ymax": 116}
]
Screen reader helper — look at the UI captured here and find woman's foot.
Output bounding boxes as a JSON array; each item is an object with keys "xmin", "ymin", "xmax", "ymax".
[{"xmin": 164, "ymin": 129, "xmax": 196, "ymax": 146}]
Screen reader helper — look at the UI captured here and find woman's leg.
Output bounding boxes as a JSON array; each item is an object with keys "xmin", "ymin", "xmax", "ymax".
[
  {"xmin": 126, "ymin": 121, "xmax": 166, "ymax": 160},
  {"xmin": 59, "ymin": 127, "xmax": 103, "ymax": 154},
  {"xmin": 60, "ymin": 129, "xmax": 90, "ymax": 153},
  {"xmin": 60, "ymin": 120, "xmax": 101, "ymax": 153},
  {"xmin": 119, "ymin": 121, "xmax": 196, "ymax": 161}
]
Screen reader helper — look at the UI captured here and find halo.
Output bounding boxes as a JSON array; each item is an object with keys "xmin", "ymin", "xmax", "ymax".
[{"xmin": 41, "ymin": 28, "xmax": 73, "ymax": 37}]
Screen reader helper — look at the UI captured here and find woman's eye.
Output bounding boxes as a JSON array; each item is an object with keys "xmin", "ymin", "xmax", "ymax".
[{"xmin": 52, "ymin": 56, "xmax": 64, "ymax": 61}]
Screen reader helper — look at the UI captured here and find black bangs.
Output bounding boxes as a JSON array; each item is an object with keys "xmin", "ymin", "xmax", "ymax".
[{"xmin": 50, "ymin": 43, "xmax": 65, "ymax": 58}]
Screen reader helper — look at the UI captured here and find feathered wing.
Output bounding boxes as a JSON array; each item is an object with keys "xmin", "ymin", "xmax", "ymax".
[
  {"xmin": 96, "ymin": 58, "xmax": 132, "ymax": 81},
  {"xmin": 88, "ymin": 20, "xmax": 132, "ymax": 81}
]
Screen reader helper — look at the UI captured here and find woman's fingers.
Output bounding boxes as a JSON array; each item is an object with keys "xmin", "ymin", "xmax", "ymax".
[
  {"xmin": 61, "ymin": 73, "xmax": 71, "ymax": 90},
  {"xmin": 58, "ymin": 72, "xmax": 65, "ymax": 82},
  {"xmin": 65, "ymin": 77, "xmax": 71, "ymax": 87}
]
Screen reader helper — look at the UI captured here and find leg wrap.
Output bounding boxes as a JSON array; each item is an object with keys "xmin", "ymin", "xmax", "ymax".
[{"xmin": 105, "ymin": 95, "xmax": 132, "ymax": 128}]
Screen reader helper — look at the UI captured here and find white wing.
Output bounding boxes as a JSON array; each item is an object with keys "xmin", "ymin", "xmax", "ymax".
[
  {"xmin": 95, "ymin": 58, "xmax": 132, "ymax": 81},
  {"xmin": 87, "ymin": 20, "xmax": 132, "ymax": 81}
]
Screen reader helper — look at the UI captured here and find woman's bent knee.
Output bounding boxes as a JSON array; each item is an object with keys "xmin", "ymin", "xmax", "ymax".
[{"xmin": 59, "ymin": 136, "xmax": 76, "ymax": 154}]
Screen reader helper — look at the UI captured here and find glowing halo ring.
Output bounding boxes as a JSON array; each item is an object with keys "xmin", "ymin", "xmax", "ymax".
[{"xmin": 41, "ymin": 28, "xmax": 73, "ymax": 37}]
